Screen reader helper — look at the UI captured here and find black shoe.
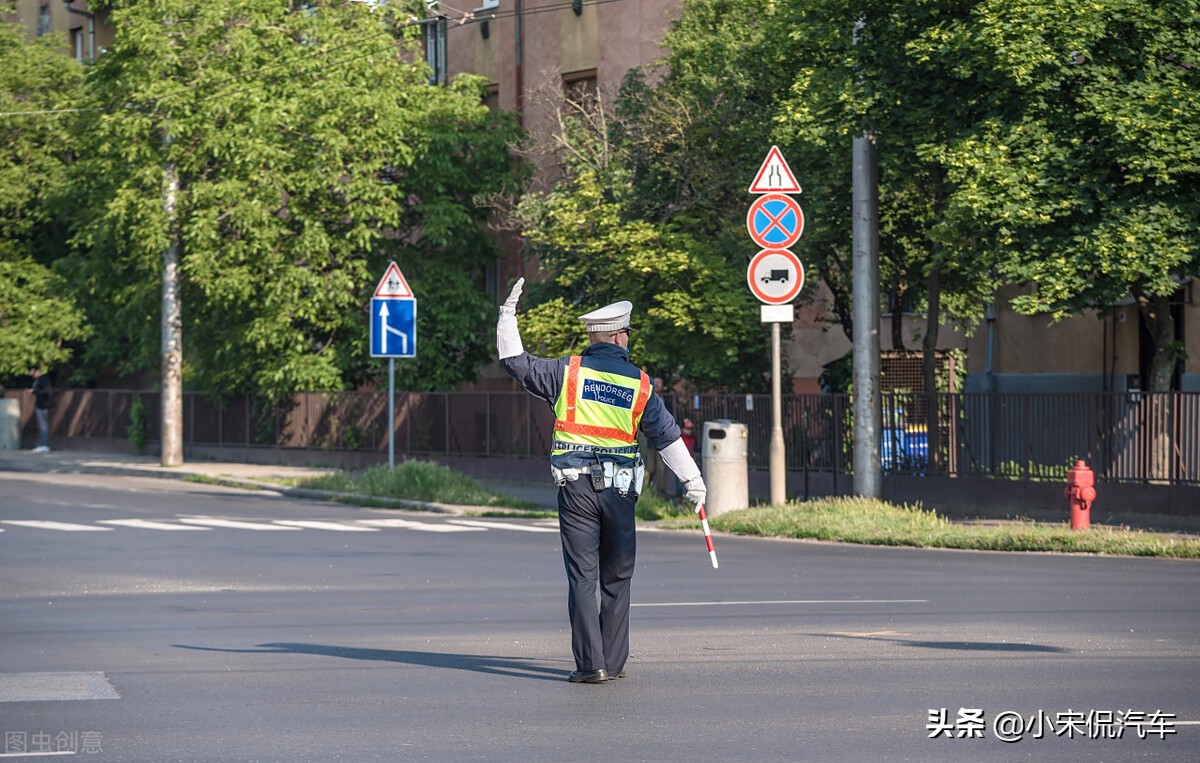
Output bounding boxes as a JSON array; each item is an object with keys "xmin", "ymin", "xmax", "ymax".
[
  {"xmin": 611, "ymin": 670, "xmax": 627, "ymax": 679},
  {"xmin": 568, "ymin": 668, "xmax": 609, "ymax": 684}
]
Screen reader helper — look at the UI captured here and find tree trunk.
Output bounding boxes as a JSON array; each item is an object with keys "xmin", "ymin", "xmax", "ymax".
[
  {"xmin": 891, "ymin": 276, "xmax": 906, "ymax": 351},
  {"xmin": 1141, "ymin": 293, "xmax": 1177, "ymax": 392},
  {"xmin": 922, "ymin": 263, "xmax": 941, "ymax": 474},
  {"xmin": 825, "ymin": 247, "xmax": 854, "ymax": 343},
  {"xmin": 1138, "ymin": 292, "xmax": 1177, "ymax": 482},
  {"xmin": 161, "ymin": 135, "xmax": 184, "ymax": 468}
]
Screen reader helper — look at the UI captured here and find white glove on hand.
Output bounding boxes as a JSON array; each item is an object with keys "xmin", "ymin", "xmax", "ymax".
[
  {"xmin": 499, "ymin": 277, "xmax": 524, "ymax": 317},
  {"xmin": 684, "ymin": 477, "xmax": 707, "ymax": 512},
  {"xmin": 497, "ymin": 278, "xmax": 525, "ymax": 360}
]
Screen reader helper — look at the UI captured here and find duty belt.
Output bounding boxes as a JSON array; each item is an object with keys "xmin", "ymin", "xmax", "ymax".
[{"xmin": 551, "ymin": 461, "xmax": 645, "ymax": 497}]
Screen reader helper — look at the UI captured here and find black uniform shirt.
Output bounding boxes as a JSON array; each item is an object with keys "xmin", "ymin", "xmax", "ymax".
[{"xmin": 502, "ymin": 342, "xmax": 681, "ymax": 467}]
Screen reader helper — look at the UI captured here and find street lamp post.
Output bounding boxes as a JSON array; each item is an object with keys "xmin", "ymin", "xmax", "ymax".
[{"xmin": 62, "ymin": 0, "xmax": 95, "ymax": 62}]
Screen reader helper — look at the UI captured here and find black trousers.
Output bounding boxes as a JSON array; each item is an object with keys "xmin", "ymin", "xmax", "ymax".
[{"xmin": 557, "ymin": 477, "xmax": 637, "ymax": 674}]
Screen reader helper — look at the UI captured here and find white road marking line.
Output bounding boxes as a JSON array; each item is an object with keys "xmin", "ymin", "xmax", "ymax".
[
  {"xmin": 632, "ymin": 599, "xmax": 929, "ymax": 607},
  {"xmin": 356, "ymin": 518, "xmax": 485, "ymax": 533},
  {"xmin": 1173, "ymin": 721, "xmax": 1200, "ymax": 725},
  {"xmin": 176, "ymin": 517, "xmax": 301, "ymax": 531},
  {"xmin": 446, "ymin": 519, "xmax": 559, "ymax": 533},
  {"xmin": 98, "ymin": 519, "xmax": 210, "ymax": 531},
  {"xmin": 1, "ymin": 520, "xmax": 113, "ymax": 532},
  {"xmin": 0, "ymin": 752, "xmax": 75, "ymax": 758},
  {"xmin": 0, "ymin": 671, "xmax": 120, "ymax": 702},
  {"xmin": 273, "ymin": 520, "xmax": 379, "ymax": 532}
]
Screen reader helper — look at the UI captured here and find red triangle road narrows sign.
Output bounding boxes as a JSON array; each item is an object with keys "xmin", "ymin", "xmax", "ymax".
[
  {"xmin": 374, "ymin": 261, "xmax": 414, "ymax": 298},
  {"xmin": 748, "ymin": 145, "xmax": 802, "ymax": 194}
]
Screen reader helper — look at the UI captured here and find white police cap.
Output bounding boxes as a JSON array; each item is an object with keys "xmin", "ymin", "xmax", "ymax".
[{"xmin": 578, "ymin": 301, "xmax": 633, "ymax": 333}]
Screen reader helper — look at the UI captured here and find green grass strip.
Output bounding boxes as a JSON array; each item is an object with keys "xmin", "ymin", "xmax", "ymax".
[
  {"xmin": 295, "ymin": 461, "xmax": 538, "ymax": 510},
  {"xmin": 709, "ymin": 497, "xmax": 1200, "ymax": 559}
]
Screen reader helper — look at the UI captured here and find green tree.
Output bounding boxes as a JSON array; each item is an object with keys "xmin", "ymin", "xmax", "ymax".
[
  {"xmin": 0, "ymin": 16, "xmax": 89, "ymax": 379},
  {"xmin": 615, "ymin": 0, "xmax": 999, "ymax": 406},
  {"xmin": 929, "ymin": 0, "xmax": 1200, "ymax": 390},
  {"xmin": 61, "ymin": 0, "xmax": 523, "ymax": 400},
  {"xmin": 514, "ymin": 88, "xmax": 766, "ymax": 390}
]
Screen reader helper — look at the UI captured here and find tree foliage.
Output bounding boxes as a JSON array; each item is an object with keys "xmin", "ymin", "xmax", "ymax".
[
  {"xmin": 928, "ymin": 0, "xmax": 1200, "ymax": 388},
  {"xmin": 0, "ymin": 16, "xmax": 90, "ymax": 379},
  {"xmin": 514, "ymin": 88, "xmax": 767, "ymax": 390},
  {"xmin": 61, "ymin": 0, "xmax": 523, "ymax": 399},
  {"xmin": 606, "ymin": 0, "xmax": 1198, "ymax": 390}
]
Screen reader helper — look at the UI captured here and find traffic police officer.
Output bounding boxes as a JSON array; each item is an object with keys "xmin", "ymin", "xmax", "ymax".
[{"xmin": 497, "ymin": 278, "xmax": 707, "ymax": 684}]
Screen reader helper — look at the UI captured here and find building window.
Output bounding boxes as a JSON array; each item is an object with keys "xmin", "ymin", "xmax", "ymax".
[
  {"xmin": 562, "ymin": 69, "xmax": 597, "ymax": 102},
  {"xmin": 72, "ymin": 29, "xmax": 84, "ymax": 62},
  {"xmin": 483, "ymin": 85, "xmax": 499, "ymax": 111},
  {"xmin": 37, "ymin": 5, "xmax": 52, "ymax": 37}
]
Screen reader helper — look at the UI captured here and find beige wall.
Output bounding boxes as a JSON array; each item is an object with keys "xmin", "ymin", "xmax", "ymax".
[
  {"xmin": 963, "ymin": 283, "xmax": 1200, "ymax": 382},
  {"xmin": 8, "ymin": 1, "xmax": 112, "ymax": 59}
]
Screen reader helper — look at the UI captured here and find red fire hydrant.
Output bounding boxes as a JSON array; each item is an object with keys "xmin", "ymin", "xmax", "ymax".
[{"xmin": 1065, "ymin": 460, "xmax": 1096, "ymax": 531}]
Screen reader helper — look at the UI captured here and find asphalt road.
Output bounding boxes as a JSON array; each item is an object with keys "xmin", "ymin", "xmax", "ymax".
[{"xmin": 1, "ymin": 470, "xmax": 1198, "ymax": 762}]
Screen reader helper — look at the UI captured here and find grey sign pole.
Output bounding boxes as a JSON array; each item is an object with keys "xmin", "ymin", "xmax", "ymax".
[
  {"xmin": 770, "ymin": 321, "xmax": 786, "ymax": 505},
  {"xmin": 852, "ymin": 132, "xmax": 882, "ymax": 497},
  {"xmin": 388, "ymin": 358, "xmax": 395, "ymax": 469}
]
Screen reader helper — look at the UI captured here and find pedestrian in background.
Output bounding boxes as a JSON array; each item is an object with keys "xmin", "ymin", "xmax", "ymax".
[
  {"xmin": 497, "ymin": 278, "xmax": 707, "ymax": 684},
  {"xmin": 680, "ymin": 418, "xmax": 697, "ymax": 458},
  {"xmin": 29, "ymin": 368, "xmax": 53, "ymax": 453}
]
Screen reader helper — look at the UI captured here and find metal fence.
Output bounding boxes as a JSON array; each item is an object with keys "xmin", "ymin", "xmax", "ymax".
[{"xmin": 8, "ymin": 388, "xmax": 1198, "ymax": 486}]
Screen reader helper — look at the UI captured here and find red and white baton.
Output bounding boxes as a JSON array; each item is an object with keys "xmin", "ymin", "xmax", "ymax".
[{"xmin": 697, "ymin": 504, "xmax": 719, "ymax": 569}]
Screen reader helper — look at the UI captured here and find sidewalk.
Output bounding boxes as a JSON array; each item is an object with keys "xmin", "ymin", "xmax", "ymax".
[
  {"xmin": 0, "ymin": 447, "xmax": 560, "ymax": 513},
  {"xmin": 0, "ymin": 447, "xmax": 332, "ymax": 488}
]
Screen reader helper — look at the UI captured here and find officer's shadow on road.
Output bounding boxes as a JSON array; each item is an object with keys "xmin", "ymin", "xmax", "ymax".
[
  {"xmin": 174, "ymin": 642, "xmax": 569, "ymax": 682},
  {"xmin": 811, "ymin": 633, "xmax": 1072, "ymax": 653}
]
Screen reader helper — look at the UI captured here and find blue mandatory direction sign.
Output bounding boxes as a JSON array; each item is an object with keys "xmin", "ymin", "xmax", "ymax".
[
  {"xmin": 369, "ymin": 297, "xmax": 417, "ymax": 357},
  {"xmin": 371, "ymin": 298, "xmax": 416, "ymax": 358}
]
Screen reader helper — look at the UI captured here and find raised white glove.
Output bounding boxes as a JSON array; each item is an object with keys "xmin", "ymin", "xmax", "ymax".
[
  {"xmin": 499, "ymin": 277, "xmax": 524, "ymax": 317},
  {"xmin": 497, "ymin": 278, "xmax": 525, "ymax": 359},
  {"xmin": 684, "ymin": 477, "xmax": 707, "ymax": 512}
]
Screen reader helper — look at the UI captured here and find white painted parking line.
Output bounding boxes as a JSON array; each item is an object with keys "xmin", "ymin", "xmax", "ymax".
[
  {"xmin": 446, "ymin": 519, "xmax": 559, "ymax": 533},
  {"xmin": 98, "ymin": 519, "xmax": 210, "ymax": 531},
  {"xmin": 273, "ymin": 520, "xmax": 379, "ymax": 532},
  {"xmin": 1, "ymin": 520, "xmax": 113, "ymax": 532},
  {"xmin": 176, "ymin": 517, "xmax": 301, "ymax": 531},
  {"xmin": 356, "ymin": 518, "xmax": 485, "ymax": 533},
  {"xmin": 632, "ymin": 599, "xmax": 929, "ymax": 607}
]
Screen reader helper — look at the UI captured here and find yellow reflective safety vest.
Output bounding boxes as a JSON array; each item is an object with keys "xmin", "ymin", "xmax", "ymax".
[{"xmin": 552, "ymin": 356, "xmax": 651, "ymax": 460}]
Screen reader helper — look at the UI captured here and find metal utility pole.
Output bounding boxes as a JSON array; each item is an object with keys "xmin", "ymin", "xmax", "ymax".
[
  {"xmin": 161, "ymin": 133, "xmax": 183, "ymax": 467},
  {"xmin": 852, "ymin": 131, "xmax": 881, "ymax": 497}
]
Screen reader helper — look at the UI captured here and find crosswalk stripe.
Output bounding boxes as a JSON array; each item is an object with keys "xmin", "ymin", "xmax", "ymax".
[
  {"xmin": 446, "ymin": 519, "xmax": 559, "ymax": 533},
  {"xmin": 176, "ymin": 517, "xmax": 301, "ymax": 531},
  {"xmin": 1, "ymin": 520, "xmax": 113, "ymax": 532},
  {"xmin": 273, "ymin": 520, "xmax": 379, "ymax": 532},
  {"xmin": 356, "ymin": 518, "xmax": 485, "ymax": 533},
  {"xmin": 99, "ymin": 519, "xmax": 210, "ymax": 531},
  {"xmin": 0, "ymin": 517, "xmax": 547, "ymax": 535}
]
